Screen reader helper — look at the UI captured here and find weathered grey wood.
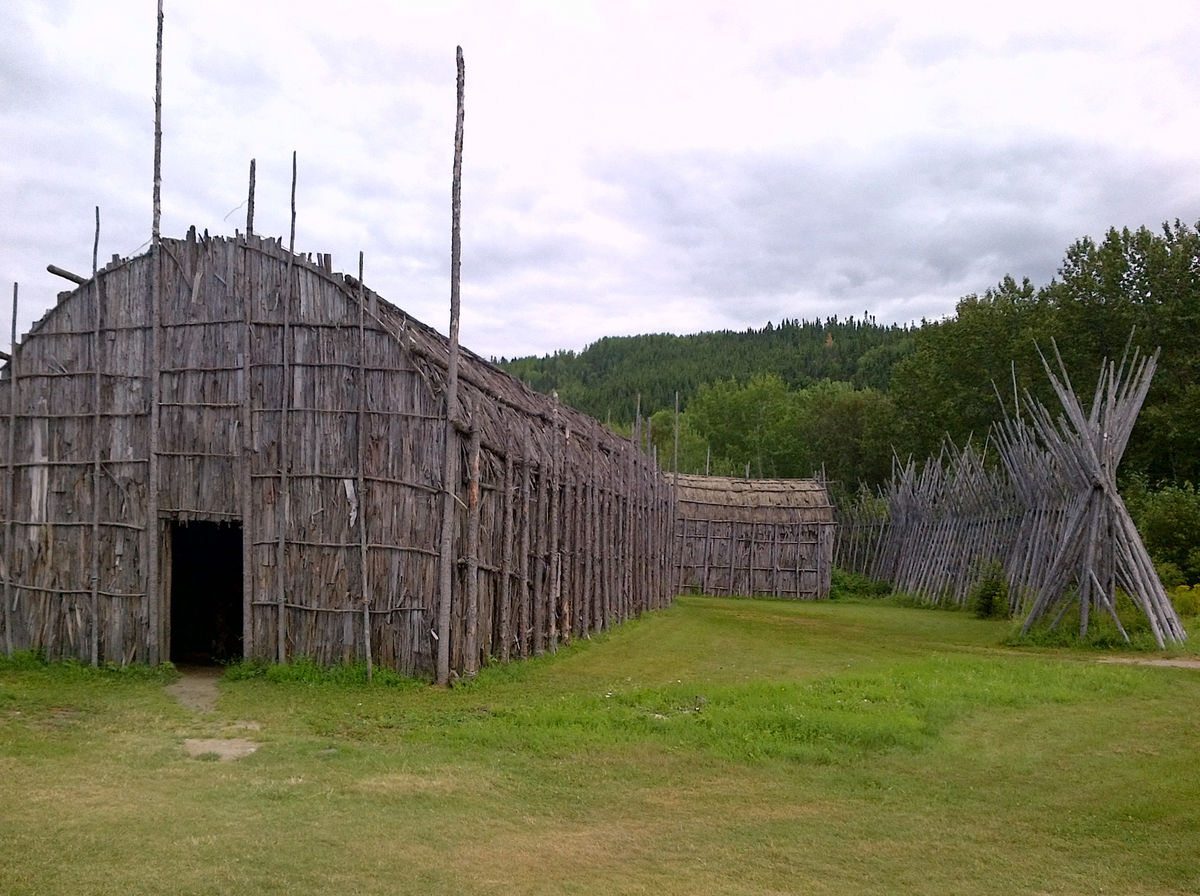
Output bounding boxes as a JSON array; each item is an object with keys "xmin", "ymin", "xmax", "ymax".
[
  {"xmin": 275, "ymin": 153, "xmax": 298, "ymax": 663},
  {"xmin": 464, "ymin": 421, "xmax": 481, "ymax": 675},
  {"xmin": 245, "ymin": 158, "xmax": 256, "ymax": 237},
  {"xmin": 3, "ymin": 203, "xmax": 680, "ymax": 674},
  {"xmin": 518, "ymin": 437, "xmax": 532, "ymax": 657},
  {"xmin": 3, "ymin": 283, "xmax": 17, "ymax": 657},
  {"xmin": 676, "ymin": 472, "xmax": 835, "ymax": 599},
  {"xmin": 356, "ymin": 252, "xmax": 371, "ymax": 681},
  {"xmin": 435, "ymin": 47, "xmax": 465, "ymax": 687},
  {"xmin": 547, "ymin": 396, "xmax": 561, "ymax": 651},
  {"xmin": 89, "ymin": 207, "xmax": 101, "ymax": 666},
  {"xmin": 47, "ymin": 265, "xmax": 87, "ymax": 285},
  {"xmin": 840, "ymin": 340, "xmax": 1184, "ymax": 645},
  {"xmin": 585, "ymin": 442, "xmax": 598, "ymax": 634},
  {"xmin": 145, "ymin": 0, "xmax": 164, "ymax": 665},
  {"xmin": 532, "ymin": 452, "xmax": 549, "ymax": 654},
  {"xmin": 147, "ymin": 252, "xmax": 162, "ymax": 657},
  {"xmin": 152, "ymin": 0, "xmax": 163, "ymax": 242},
  {"xmin": 498, "ymin": 453, "xmax": 514, "ymax": 660},
  {"xmin": 239, "ymin": 233, "xmax": 254, "ymax": 660}
]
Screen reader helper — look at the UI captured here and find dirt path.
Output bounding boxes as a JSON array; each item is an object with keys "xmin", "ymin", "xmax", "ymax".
[
  {"xmin": 165, "ymin": 665, "xmax": 222, "ymax": 712},
  {"xmin": 166, "ymin": 666, "xmax": 260, "ymax": 761},
  {"xmin": 1098, "ymin": 656, "xmax": 1200, "ymax": 669}
]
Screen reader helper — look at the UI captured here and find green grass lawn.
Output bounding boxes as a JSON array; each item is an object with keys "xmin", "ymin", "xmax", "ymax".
[{"xmin": 3, "ymin": 596, "xmax": 1199, "ymax": 895}]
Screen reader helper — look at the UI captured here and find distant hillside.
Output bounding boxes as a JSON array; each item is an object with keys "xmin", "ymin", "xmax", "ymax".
[
  {"xmin": 498, "ymin": 316, "xmax": 915, "ymax": 424},
  {"xmin": 502, "ymin": 222, "xmax": 1200, "ymax": 495}
]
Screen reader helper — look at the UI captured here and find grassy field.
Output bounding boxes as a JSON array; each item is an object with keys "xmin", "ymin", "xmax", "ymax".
[{"xmin": 3, "ymin": 595, "xmax": 1199, "ymax": 895}]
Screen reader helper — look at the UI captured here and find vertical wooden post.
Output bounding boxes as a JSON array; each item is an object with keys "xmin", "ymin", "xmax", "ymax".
[
  {"xmin": 641, "ymin": 451, "xmax": 649, "ymax": 616},
  {"xmin": 245, "ymin": 159, "xmax": 256, "ymax": 237},
  {"xmin": 579, "ymin": 468, "xmax": 590, "ymax": 629},
  {"xmin": 567, "ymin": 477, "xmax": 581, "ymax": 640},
  {"xmin": 605, "ymin": 479, "xmax": 614, "ymax": 625},
  {"xmin": 547, "ymin": 395, "xmax": 561, "ymax": 651},
  {"xmin": 701, "ymin": 518, "xmax": 713, "ymax": 593},
  {"xmin": 672, "ymin": 391, "xmax": 681, "ymax": 594},
  {"xmin": 1079, "ymin": 498, "xmax": 1100, "ymax": 637},
  {"xmin": 239, "ymin": 222, "xmax": 254, "ymax": 659},
  {"xmin": 653, "ymin": 457, "xmax": 663, "ymax": 609},
  {"xmin": 152, "ymin": 0, "xmax": 163, "ymax": 240},
  {"xmin": 356, "ymin": 252, "xmax": 372, "ymax": 681},
  {"xmin": 626, "ymin": 409, "xmax": 638, "ymax": 622},
  {"xmin": 633, "ymin": 455, "xmax": 643, "ymax": 616},
  {"xmin": 464, "ymin": 421, "xmax": 481, "ymax": 676},
  {"xmin": 146, "ymin": 254, "xmax": 162, "ymax": 660},
  {"xmin": 275, "ymin": 152, "xmax": 298, "ymax": 663},
  {"xmin": 146, "ymin": 0, "xmax": 164, "ymax": 664},
  {"xmin": 518, "ymin": 437, "xmax": 532, "ymax": 656},
  {"xmin": 592, "ymin": 448, "xmax": 602, "ymax": 633},
  {"xmin": 532, "ymin": 452, "xmax": 548, "ymax": 654},
  {"xmin": 89, "ymin": 207, "xmax": 102, "ymax": 666},
  {"xmin": 601, "ymin": 456, "xmax": 610, "ymax": 626},
  {"xmin": 727, "ymin": 520, "xmax": 738, "ymax": 594},
  {"xmin": 666, "ymin": 473, "xmax": 675, "ymax": 605},
  {"xmin": 654, "ymin": 457, "xmax": 662, "ymax": 609},
  {"xmin": 794, "ymin": 521, "xmax": 805, "ymax": 599},
  {"xmin": 771, "ymin": 523, "xmax": 780, "ymax": 598},
  {"xmin": 498, "ymin": 454, "xmax": 514, "ymax": 661},
  {"xmin": 436, "ymin": 47, "xmax": 466, "ymax": 686},
  {"xmin": 3, "ymin": 284, "xmax": 17, "ymax": 657}
]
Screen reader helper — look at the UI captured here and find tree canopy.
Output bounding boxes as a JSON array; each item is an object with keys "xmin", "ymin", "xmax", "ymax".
[{"xmin": 500, "ymin": 220, "xmax": 1200, "ymax": 497}]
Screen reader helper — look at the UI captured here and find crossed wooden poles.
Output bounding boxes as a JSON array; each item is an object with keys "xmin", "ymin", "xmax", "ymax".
[{"xmin": 837, "ymin": 339, "xmax": 1187, "ymax": 646}]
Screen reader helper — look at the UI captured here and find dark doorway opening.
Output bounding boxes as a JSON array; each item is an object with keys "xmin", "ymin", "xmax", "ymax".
[{"xmin": 170, "ymin": 521, "xmax": 243, "ymax": 665}]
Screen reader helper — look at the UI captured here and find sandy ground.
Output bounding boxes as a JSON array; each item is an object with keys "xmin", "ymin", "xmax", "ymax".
[
  {"xmin": 165, "ymin": 666, "xmax": 222, "ymax": 712},
  {"xmin": 1097, "ymin": 656, "xmax": 1200, "ymax": 669},
  {"xmin": 166, "ymin": 666, "xmax": 260, "ymax": 761}
]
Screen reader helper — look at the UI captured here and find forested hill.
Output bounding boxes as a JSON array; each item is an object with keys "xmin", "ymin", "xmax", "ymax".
[
  {"xmin": 498, "ymin": 222, "xmax": 1200, "ymax": 499},
  {"xmin": 498, "ymin": 316, "xmax": 915, "ymax": 424}
]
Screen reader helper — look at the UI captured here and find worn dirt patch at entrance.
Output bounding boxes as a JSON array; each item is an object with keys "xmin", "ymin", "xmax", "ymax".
[
  {"xmin": 167, "ymin": 666, "xmax": 262, "ymax": 761},
  {"xmin": 183, "ymin": 736, "xmax": 259, "ymax": 761},
  {"xmin": 165, "ymin": 665, "xmax": 222, "ymax": 713}
]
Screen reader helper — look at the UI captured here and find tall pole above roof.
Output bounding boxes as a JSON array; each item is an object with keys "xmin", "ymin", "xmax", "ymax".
[
  {"xmin": 89, "ymin": 207, "xmax": 101, "ymax": 668},
  {"xmin": 146, "ymin": 0, "xmax": 165, "ymax": 664},
  {"xmin": 436, "ymin": 46, "xmax": 465, "ymax": 686},
  {"xmin": 246, "ymin": 158, "xmax": 256, "ymax": 237},
  {"xmin": 152, "ymin": 0, "xmax": 163, "ymax": 244}
]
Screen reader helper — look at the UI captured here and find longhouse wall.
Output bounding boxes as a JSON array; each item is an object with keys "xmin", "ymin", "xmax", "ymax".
[{"xmin": 0, "ymin": 232, "xmax": 675, "ymax": 676}]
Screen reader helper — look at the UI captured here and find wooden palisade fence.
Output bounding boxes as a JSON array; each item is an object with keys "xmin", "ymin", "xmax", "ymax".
[{"xmin": 836, "ymin": 342, "xmax": 1187, "ymax": 646}]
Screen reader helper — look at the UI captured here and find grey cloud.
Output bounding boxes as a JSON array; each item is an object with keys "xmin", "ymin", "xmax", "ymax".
[
  {"xmin": 463, "ymin": 220, "xmax": 601, "ymax": 290},
  {"xmin": 589, "ymin": 137, "xmax": 1200, "ymax": 329},
  {"xmin": 896, "ymin": 32, "xmax": 980, "ymax": 68},
  {"xmin": 765, "ymin": 21, "xmax": 898, "ymax": 79},
  {"xmin": 189, "ymin": 48, "xmax": 278, "ymax": 94}
]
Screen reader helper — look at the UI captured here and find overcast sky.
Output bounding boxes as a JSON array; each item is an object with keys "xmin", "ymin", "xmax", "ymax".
[{"xmin": 3, "ymin": 0, "xmax": 1199, "ymax": 360}]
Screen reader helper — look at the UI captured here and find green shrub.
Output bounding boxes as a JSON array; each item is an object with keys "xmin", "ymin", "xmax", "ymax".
[
  {"xmin": 967, "ymin": 562, "xmax": 1010, "ymax": 619},
  {"xmin": 0, "ymin": 651, "xmax": 177, "ymax": 680},
  {"xmin": 221, "ymin": 657, "xmax": 423, "ymax": 688},
  {"xmin": 1170, "ymin": 585, "xmax": 1200, "ymax": 618},
  {"xmin": 1125, "ymin": 478, "xmax": 1200, "ymax": 584},
  {"xmin": 1154, "ymin": 560, "xmax": 1187, "ymax": 589},
  {"xmin": 1006, "ymin": 590, "xmax": 1161, "ymax": 651},
  {"xmin": 829, "ymin": 567, "xmax": 892, "ymax": 600}
]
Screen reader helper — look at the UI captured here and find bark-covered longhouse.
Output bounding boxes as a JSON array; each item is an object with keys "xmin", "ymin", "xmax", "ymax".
[
  {"xmin": 0, "ymin": 232, "xmax": 835, "ymax": 676},
  {"xmin": 674, "ymin": 474, "xmax": 834, "ymax": 599}
]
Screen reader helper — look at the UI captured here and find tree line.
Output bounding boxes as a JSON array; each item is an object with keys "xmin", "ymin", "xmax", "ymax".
[{"xmin": 499, "ymin": 220, "xmax": 1200, "ymax": 502}]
